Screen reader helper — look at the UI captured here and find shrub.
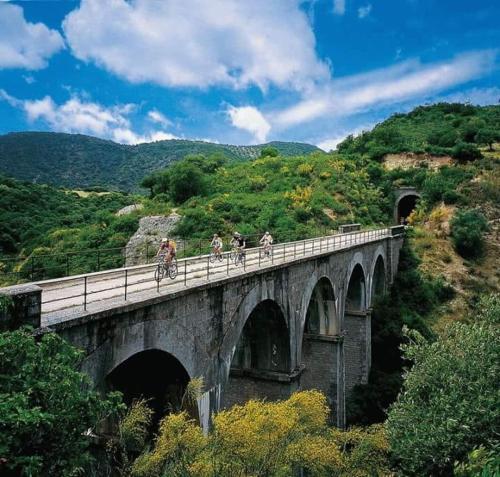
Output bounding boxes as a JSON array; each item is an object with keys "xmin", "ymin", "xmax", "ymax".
[
  {"xmin": 0, "ymin": 329, "xmax": 123, "ymax": 476},
  {"xmin": 387, "ymin": 295, "xmax": 500, "ymax": 476},
  {"xmin": 452, "ymin": 141, "xmax": 482, "ymax": 162},
  {"xmin": 450, "ymin": 209, "xmax": 489, "ymax": 258}
]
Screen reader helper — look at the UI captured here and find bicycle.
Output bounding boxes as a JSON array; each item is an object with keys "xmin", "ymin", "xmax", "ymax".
[
  {"xmin": 154, "ymin": 254, "xmax": 178, "ymax": 282},
  {"xmin": 233, "ymin": 248, "xmax": 246, "ymax": 267},
  {"xmin": 209, "ymin": 247, "xmax": 224, "ymax": 263},
  {"xmin": 260, "ymin": 243, "xmax": 273, "ymax": 259}
]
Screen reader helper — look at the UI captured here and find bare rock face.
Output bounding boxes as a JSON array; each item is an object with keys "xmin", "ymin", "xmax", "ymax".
[
  {"xmin": 116, "ymin": 203, "xmax": 144, "ymax": 216},
  {"xmin": 125, "ymin": 214, "xmax": 181, "ymax": 266}
]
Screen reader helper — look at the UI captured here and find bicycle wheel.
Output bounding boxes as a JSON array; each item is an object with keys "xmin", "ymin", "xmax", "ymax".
[
  {"xmin": 168, "ymin": 259, "xmax": 178, "ymax": 279},
  {"xmin": 229, "ymin": 250, "xmax": 236, "ymax": 262},
  {"xmin": 217, "ymin": 252, "xmax": 224, "ymax": 262},
  {"xmin": 209, "ymin": 251, "xmax": 216, "ymax": 263},
  {"xmin": 154, "ymin": 263, "xmax": 164, "ymax": 282}
]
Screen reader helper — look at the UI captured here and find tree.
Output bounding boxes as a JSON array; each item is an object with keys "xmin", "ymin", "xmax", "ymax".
[
  {"xmin": 168, "ymin": 161, "xmax": 207, "ymax": 204},
  {"xmin": 260, "ymin": 146, "xmax": 279, "ymax": 158},
  {"xmin": 140, "ymin": 174, "xmax": 157, "ymax": 198},
  {"xmin": 450, "ymin": 209, "xmax": 489, "ymax": 259},
  {"xmin": 451, "ymin": 141, "xmax": 482, "ymax": 162},
  {"xmin": 0, "ymin": 329, "xmax": 123, "ymax": 476},
  {"xmin": 387, "ymin": 295, "xmax": 500, "ymax": 476},
  {"xmin": 475, "ymin": 128, "xmax": 499, "ymax": 151}
]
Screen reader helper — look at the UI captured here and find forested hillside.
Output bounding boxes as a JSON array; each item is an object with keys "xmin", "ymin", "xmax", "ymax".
[{"xmin": 0, "ymin": 132, "xmax": 318, "ymax": 192}]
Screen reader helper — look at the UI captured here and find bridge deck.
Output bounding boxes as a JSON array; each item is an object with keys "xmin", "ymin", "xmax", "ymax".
[{"xmin": 32, "ymin": 228, "xmax": 390, "ymax": 327}]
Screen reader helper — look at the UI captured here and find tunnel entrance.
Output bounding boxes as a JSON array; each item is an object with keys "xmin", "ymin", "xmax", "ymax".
[
  {"xmin": 224, "ymin": 300, "xmax": 291, "ymax": 407},
  {"xmin": 300, "ymin": 278, "xmax": 342, "ymax": 424},
  {"xmin": 396, "ymin": 194, "xmax": 419, "ymax": 224},
  {"xmin": 107, "ymin": 350, "xmax": 192, "ymax": 428},
  {"xmin": 371, "ymin": 256, "xmax": 386, "ymax": 303}
]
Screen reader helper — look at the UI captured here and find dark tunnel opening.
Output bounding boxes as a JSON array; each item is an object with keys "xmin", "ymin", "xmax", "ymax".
[{"xmin": 397, "ymin": 194, "xmax": 419, "ymax": 224}]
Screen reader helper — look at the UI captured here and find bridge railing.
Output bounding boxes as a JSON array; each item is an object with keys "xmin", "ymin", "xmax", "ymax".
[{"xmin": 37, "ymin": 227, "xmax": 394, "ymax": 315}]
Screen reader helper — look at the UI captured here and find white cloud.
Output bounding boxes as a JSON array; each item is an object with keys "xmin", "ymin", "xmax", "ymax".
[
  {"xmin": 227, "ymin": 105, "xmax": 271, "ymax": 143},
  {"xmin": 333, "ymin": 0, "xmax": 346, "ymax": 15},
  {"xmin": 358, "ymin": 4, "xmax": 372, "ymax": 18},
  {"xmin": 0, "ymin": 90, "xmax": 177, "ymax": 145},
  {"xmin": 0, "ymin": 3, "xmax": 64, "ymax": 70},
  {"xmin": 436, "ymin": 86, "xmax": 500, "ymax": 106},
  {"xmin": 316, "ymin": 123, "xmax": 375, "ymax": 151},
  {"xmin": 63, "ymin": 0, "xmax": 329, "ymax": 92},
  {"xmin": 274, "ymin": 50, "xmax": 498, "ymax": 128},
  {"xmin": 147, "ymin": 109, "xmax": 172, "ymax": 127}
]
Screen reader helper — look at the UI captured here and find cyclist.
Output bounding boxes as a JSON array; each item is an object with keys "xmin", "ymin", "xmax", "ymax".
[
  {"xmin": 259, "ymin": 231, "xmax": 273, "ymax": 257},
  {"xmin": 211, "ymin": 233, "xmax": 223, "ymax": 258},
  {"xmin": 230, "ymin": 232, "xmax": 246, "ymax": 260},
  {"xmin": 157, "ymin": 238, "xmax": 176, "ymax": 266}
]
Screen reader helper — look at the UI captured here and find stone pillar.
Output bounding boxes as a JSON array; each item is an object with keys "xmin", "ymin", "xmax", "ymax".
[
  {"xmin": 300, "ymin": 333, "xmax": 344, "ymax": 427},
  {"xmin": 343, "ymin": 310, "xmax": 371, "ymax": 396},
  {"xmin": 0, "ymin": 284, "xmax": 42, "ymax": 331},
  {"xmin": 222, "ymin": 367, "xmax": 302, "ymax": 409}
]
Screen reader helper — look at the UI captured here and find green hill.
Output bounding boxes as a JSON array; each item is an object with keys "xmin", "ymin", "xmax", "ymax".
[
  {"xmin": 0, "ymin": 132, "xmax": 319, "ymax": 192},
  {"xmin": 338, "ymin": 102, "xmax": 500, "ymax": 160}
]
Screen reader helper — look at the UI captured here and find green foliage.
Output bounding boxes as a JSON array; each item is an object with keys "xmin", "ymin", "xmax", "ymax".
[
  {"xmin": 452, "ymin": 141, "xmax": 483, "ymax": 162},
  {"xmin": 0, "ymin": 132, "xmax": 319, "ymax": 192},
  {"xmin": 169, "ymin": 160, "xmax": 208, "ymax": 204},
  {"xmin": 475, "ymin": 128, "xmax": 499, "ymax": 151},
  {"xmin": 337, "ymin": 103, "xmax": 499, "ymax": 159},
  {"xmin": 387, "ymin": 294, "xmax": 500, "ymax": 476},
  {"xmin": 450, "ymin": 209, "xmax": 489, "ymax": 259},
  {"xmin": 260, "ymin": 146, "xmax": 279, "ymax": 157},
  {"xmin": 0, "ymin": 329, "xmax": 123, "ymax": 476},
  {"xmin": 454, "ymin": 445, "xmax": 500, "ymax": 477}
]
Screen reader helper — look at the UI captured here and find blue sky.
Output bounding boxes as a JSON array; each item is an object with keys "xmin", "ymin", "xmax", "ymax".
[{"xmin": 0, "ymin": 0, "xmax": 498, "ymax": 150}]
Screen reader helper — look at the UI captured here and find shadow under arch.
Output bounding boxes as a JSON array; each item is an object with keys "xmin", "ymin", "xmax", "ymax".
[
  {"xmin": 223, "ymin": 299, "xmax": 292, "ymax": 408},
  {"xmin": 106, "ymin": 348, "xmax": 198, "ymax": 428},
  {"xmin": 370, "ymin": 254, "xmax": 387, "ymax": 305},
  {"xmin": 299, "ymin": 277, "xmax": 344, "ymax": 426}
]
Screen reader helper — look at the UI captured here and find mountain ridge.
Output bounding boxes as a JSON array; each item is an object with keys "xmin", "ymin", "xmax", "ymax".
[{"xmin": 0, "ymin": 131, "xmax": 320, "ymax": 192}]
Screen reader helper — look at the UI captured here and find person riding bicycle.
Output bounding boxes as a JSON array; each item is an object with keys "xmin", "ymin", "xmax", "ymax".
[
  {"xmin": 230, "ymin": 232, "xmax": 246, "ymax": 258},
  {"xmin": 259, "ymin": 231, "xmax": 273, "ymax": 256},
  {"xmin": 211, "ymin": 234, "xmax": 223, "ymax": 257},
  {"xmin": 157, "ymin": 238, "xmax": 176, "ymax": 266}
]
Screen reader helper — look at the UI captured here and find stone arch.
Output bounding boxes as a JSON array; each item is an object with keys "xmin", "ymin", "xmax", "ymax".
[
  {"xmin": 299, "ymin": 277, "xmax": 343, "ymax": 425},
  {"xmin": 370, "ymin": 254, "xmax": 387, "ymax": 305},
  {"xmin": 345, "ymin": 263, "xmax": 367, "ymax": 312},
  {"xmin": 106, "ymin": 348, "xmax": 196, "ymax": 428},
  {"xmin": 223, "ymin": 298, "xmax": 292, "ymax": 408},
  {"xmin": 343, "ymin": 260, "xmax": 370, "ymax": 397},
  {"xmin": 303, "ymin": 277, "xmax": 338, "ymax": 336},
  {"xmin": 395, "ymin": 190, "xmax": 421, "ymax": 224}
]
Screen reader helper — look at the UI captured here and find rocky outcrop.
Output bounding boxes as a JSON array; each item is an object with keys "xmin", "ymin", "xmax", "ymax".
[
  {"xmin": 116, "ymin": 203, "xmax": 143, "ymax": 216},
  {"xmin": 125, "ymin": 214, "xmax": 181, "ymax": 266}
]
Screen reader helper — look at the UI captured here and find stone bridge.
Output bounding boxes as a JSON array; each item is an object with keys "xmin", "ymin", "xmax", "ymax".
[{"xmin": 1, "ymin": 226, "xmax": 405, "ymax": 429}]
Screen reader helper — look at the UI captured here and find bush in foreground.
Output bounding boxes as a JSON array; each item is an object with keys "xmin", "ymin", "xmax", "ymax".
[
  {"xmin": 387, "ymin": 294, "xmax": 500, "ymax": 476},
  {"xmin": 0, "ymin": 329, "xmax": 123, "ymax": 476}
]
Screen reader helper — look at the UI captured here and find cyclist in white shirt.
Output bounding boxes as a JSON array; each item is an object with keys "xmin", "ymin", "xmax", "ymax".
[{"xmin": 259, "ymin": 231, "xmax": 273, "ymax": 257}]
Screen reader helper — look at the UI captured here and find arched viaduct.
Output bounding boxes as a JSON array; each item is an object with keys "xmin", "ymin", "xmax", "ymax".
[{"xmin": 1, "ymin": 227, "xmax": 405, "ymax": 430}]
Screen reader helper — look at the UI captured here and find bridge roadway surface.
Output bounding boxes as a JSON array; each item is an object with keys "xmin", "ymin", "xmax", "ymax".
[{"xmin": 37, "ymin": 228, "xmax": 390, "ymax": 327}]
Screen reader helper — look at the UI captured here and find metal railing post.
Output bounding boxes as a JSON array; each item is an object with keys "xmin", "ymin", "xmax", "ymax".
[
  {"xmin": 30, "ymin": 256, "xmax": 35, "ymax": 281},
  {"xmin": 146, "ymin": 243, "xmax": 149, "ymax": 262},
  {"xmin": 259, "ymin": 248, "xmax": 261, "ymax": 267},
  {"xmin": 199, "ymin": 239, "xmax": 202, "ymax": 257},
  {"xmin": 227, "ymin": 252, "xmax": 230, "ymax": 275},
  {"xmin": 207, "ymin": 255, "xmax": 210, "ymax": 280},
  {"xmin": 294, "ymin": 241, "xmax": 296, "ymax": 258},
  {"xmin": 66, "ymin": 254, "xmax": 70, "ymax": 276},
  {"xmin": 83, "ymin": 276, "xmax": 87, "ymax": 311},
  {"xmin": 184, "ymin": 259, "xmax": 187, "ymax": 286},
  {"xmin": 97, "ymin": 251, "xmax": 100, "ymax": 272},
  {"xmin": 124, "ymin": 269, "xmax": 128, "ymax": 301}
]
